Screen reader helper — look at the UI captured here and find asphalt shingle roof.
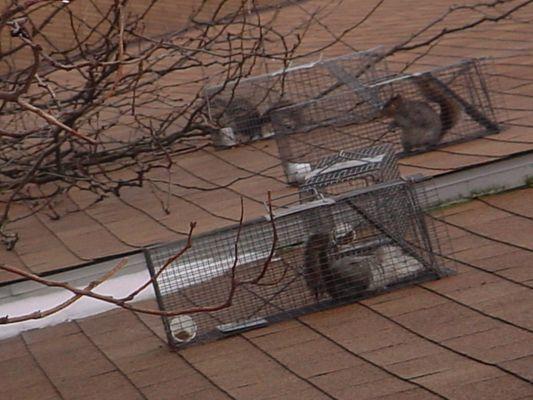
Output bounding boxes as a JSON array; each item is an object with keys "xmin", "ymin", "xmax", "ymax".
[
  {"xmin": 1, "ymin": 188, "xmax": 532, "ymax": 400},
  {"xmin": 1, "ymin": 2, "xmax": 532, "ymax": 398}
]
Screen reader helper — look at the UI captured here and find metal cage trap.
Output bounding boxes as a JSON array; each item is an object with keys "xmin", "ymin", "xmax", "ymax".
[
  {"xmin": 145, "ymin": 179, "xmax": 453, "ymax": 348},
  {"xmin": 279, "ymin": 143, "xmax": 400, "ymax": 197},
  {"xmin": 271, "ymin": 57, "xmax": 504, "ymax": 180},
  {"xmin": 204, "ymin": 47, "xmax": 390, "ymax": 148}
]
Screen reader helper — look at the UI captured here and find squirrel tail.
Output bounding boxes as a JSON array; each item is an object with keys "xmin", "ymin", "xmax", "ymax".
[
  {"xmin": 415, "ymin": 74, "xmax": 461, "ymax": 138},
  {"xmin": 303, "ymin": 232, "xmax": 330, "ymax": 300}
]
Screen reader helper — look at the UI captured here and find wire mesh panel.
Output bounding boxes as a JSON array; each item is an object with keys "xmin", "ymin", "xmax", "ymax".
[
  {"xmin": 297, "ymin": 144, "xmax": 400, "ymax": 196},
  {"xmin": 204, "ymin": 48, "xmax": 390, "ymax": 147},
  {"xmin": 272, "ymin": 58, "xmax": 504, "ymax": 173},
  {"xmin": 412, "ymin": 177, "xmax": 457, "ymax": 274},
  {"xmin": 271, "ymin": 90, "xmax": 391, "ymax": 183},
  {"xmin": 146, "ymin": 180, "xmax": 452, "ymax": 348},
  {"xmin": 375, "ymin": 58, "xmax": 503, "ymax": 153}
]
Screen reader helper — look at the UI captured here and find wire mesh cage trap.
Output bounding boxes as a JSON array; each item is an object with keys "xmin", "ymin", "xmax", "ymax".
[
  {"xmin": 204, "ymin": 47, "xmax": 390, "ymax": 148},
  {"xmin": 284, "ymin": 143, "xmax": 400, "ymax": 197},
  {"xmin": 145, "ymin": 180, "xmax": 453, "ymax": 348},
  {"xmin": 272, "ymin": 57, "xmax": 504, "ymax": 179}
]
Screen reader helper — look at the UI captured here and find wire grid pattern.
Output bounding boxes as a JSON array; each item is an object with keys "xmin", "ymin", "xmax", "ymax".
[
  {"xmin": 414, "ymin": 180, "xmax": 457, "ymax": 274},
  {"xmin": 204, "ymin": 48, "xmax": 390, "ymax": 146},
  {"xmin": 146, "ymin": 180, "xmax": 451, "ymax": 348},
  {"xmin": 271, "ymin": 91, "xmax": 391, "ymax": 175},
  {"xmin": 272, "ymin": 58, "xmax": 503, "ymax": 168},
  {"xmin": 378, "ymin": 58, "xmax": 502, "ymax": 152},
  {"xmin": 299, "ymin": 144, "xmax": 400, "ymax": 198}
]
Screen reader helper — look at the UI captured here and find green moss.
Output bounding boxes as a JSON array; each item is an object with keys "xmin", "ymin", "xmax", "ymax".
[
  {"xmin": 427, "ymin": 198, "xmax": 470, "ymax": 213},
  {"xmin": 468, "ymin": 185, "xmax": 507, "ymax": 199},
  {"xmin": 426, "ymin": 185, "xmax": 510, "ymax": 212}
]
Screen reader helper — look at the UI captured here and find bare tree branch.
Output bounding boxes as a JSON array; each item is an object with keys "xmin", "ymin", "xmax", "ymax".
[
  {"xmin": 0, "ymin": 258, "xmax": 128, "ymax": 324},
  {"xmin": 0, "ymin": 193, "xmax": 278, "ymax": 322}
]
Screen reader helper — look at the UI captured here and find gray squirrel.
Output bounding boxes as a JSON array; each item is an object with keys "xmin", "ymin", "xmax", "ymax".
[
  {"xmin": 214, "ymin": 97, "xmax": 302, "ymax": 143},
  {"xmin": 302, "ymin": 231, "xmax": 377, "ymax": 301},
  {"xmin": 381, "ymin": 74, "xmax": 462, "ymax": 152},
  {"xmin": 215, "ymin": 97, "xmax": 262, "ymax": 143}
]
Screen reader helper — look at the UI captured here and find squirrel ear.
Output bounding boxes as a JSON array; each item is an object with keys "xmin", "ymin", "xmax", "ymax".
[{"xmin": 382, "ymin": 95, "xmax": 399, "ymax": 109}]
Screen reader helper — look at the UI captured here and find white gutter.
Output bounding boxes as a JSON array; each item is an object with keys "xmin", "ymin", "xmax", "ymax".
[{"xmin": 418, "ymin": 151, "xmax": 533, "ymax": 206}]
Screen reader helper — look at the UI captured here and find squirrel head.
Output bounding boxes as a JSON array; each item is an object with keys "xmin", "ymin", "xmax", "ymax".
[{"xmin": 381, "ymin": 94, "xmax": 404, "ymax": 116}]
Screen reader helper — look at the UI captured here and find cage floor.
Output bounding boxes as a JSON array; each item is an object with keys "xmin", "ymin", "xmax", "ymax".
[{"xmin": 161, "ymin": 252, "xmax": 444, "ymax": 348}]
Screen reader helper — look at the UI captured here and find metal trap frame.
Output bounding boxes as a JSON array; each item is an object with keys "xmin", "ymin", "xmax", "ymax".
[
  {"xmin": 280, "ymin": 143, "xmax": 399, "ymax": 196},
  {"xmin": 271, "ymin": 58, "xmax": 504, "ymax": 178},
  {"xmin": 145, "ymin": 179, "xmax": 453, "ymax": 349},
  {"xmin": 204, "ymin": 47, "xmax": 390, "ymax": 147}
]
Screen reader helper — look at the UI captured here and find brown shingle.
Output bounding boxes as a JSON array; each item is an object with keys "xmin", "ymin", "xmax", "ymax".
[
  {"xmin": 21, "ymin": 322, "xmax": 144, "ymax": 400},
  {"xmin": 308, "ymin": 365, "xmax": 388, "ymax": 395},
  {"xmin": 324, "ymin": 376, "xmax": 413, "ymax": 400},
  {"xmin": 369, "ymin": 388, "xmax": 443, "ymax": 400},
  {"xmin": 77, "ymin": 310, "xmax": 232, "ymax": 399},
  {"xmin": 144, "ymin": 386, "xmax": 231, "ymax": 400},
  {"xmin": 57, "ymin": 371, "xmax": 145, "ymax": 400},
  {"xmin": 2, "ymin": 384, "xmax": 61, "ymax": 400},
  {"xmin": 497, "ymin": 264, "xmax": 533, "ymax": 284},
  {"xmin": 412, "ymin": 362, "xmax": 504, "ymax": 393},
  {"xmin": 474, "ymin": 290, "xmax": 533, "ymax": 331},
  {"xmin": 500, "ymin": 355, "xmax": 533, "ymax": 382},
  {"xmin": 443, "ymin": 326, "xmax": 532, "ymax": 363},
  {"xmin": 0, "ymin": 354, "xmax": 54, "ymax": 395},
  {"xmin": 393, "ymin": 302, "xmax": 501, "ymax": 341},
  {"xmin": 363, "ymin": 286, "xmax": 448, "ymax": 317},
  {"xmin": 0, "ymin": 335, "xmax": 27, "ymax": 362},
  {"xmin": 261, "ymin": 337, "xmax": 363, "ymax": 378},
  {"xmin": 243, "ymin": 320, "xmax": 321, "ymax": 351},
  {"xmin": 443, "ymin": 375, "xmax": 533, "ymax": 400},
  {"xmin": 359, "ymin": 338, "xmax": 439, "ymax": 367}
]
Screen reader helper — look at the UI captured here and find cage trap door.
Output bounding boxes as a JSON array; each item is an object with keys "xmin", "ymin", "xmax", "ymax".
[
  {"xmin": 336, "ymin": 182, "xmax": 443, "ymax": 278},
  {"xmin": 299, "ymin": 144, "xmax": 400, "ymax": 198}
]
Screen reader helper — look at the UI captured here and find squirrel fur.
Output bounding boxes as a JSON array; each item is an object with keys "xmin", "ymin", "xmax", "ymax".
[
  {"xmin": 216, "ymin": 97, "xmax": 263, "ymax": 143},
  {"xmin": 302, "ymin": 231, "xmax": 375, "ymax": 301},
  {"xmin": 381, "ymin": 75, "xmax": 461, "ymax": 152},
  {"xmin": 263, "ymin": 99, "xmax": 303, "ymax": 133},
  {"xmin": 215, "ymin": 97, "xmax": 301, "ymax": 143}
]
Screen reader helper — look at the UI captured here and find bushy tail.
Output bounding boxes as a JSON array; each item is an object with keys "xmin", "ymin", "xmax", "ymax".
[
  {"xmin": 415, "ymin": 74, "xmax": 461, "ymax": 137},
  {"xmin": 302, "ymin": 232, "xmax": 331, "ymax": 300}
]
